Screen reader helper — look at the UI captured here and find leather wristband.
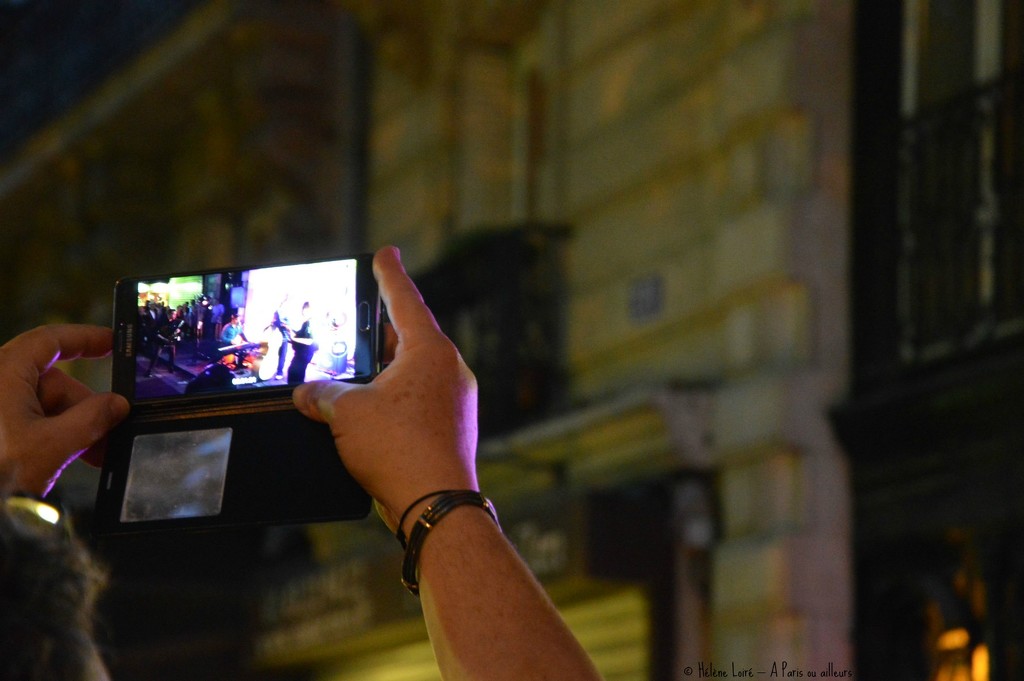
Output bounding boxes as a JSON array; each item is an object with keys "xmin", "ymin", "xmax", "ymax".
[
  {"xmin": 395, "ymin": 489, "xmax": 461, "ymax": 549},
  {"xmin": 401, "ymin": 490, "xmax": 499, "ymax": 596}
]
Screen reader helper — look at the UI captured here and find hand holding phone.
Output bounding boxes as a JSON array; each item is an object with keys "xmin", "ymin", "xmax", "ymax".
[
  {"xmin": 295, "ymin": 248, "xmax": 605, "ymax": 681},
  {"xmin": 0, "ymin": 325, "xmax": 129, "ymax": 496},
  {"xmin": 94, "ymin": 254, "xmax": 381, "ymax": 535},
  {"xmin": 293, "ymin": 246, "xmax": 479, "ymax": 536}
]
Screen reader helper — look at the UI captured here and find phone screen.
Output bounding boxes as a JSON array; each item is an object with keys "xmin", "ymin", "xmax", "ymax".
[{"xmin": 119, "ymin": 256, "xmax": 377, "ymax": 402}]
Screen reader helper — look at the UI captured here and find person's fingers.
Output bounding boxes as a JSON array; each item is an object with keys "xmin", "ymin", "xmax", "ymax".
[
  {"xmin": 77, "ymin": 436, "xmax": 111, "ymax": 469},
  {"xmin": 16, "ymin": 392, "xmax": 129, "ymax": 494},
  {"xmin": 0, "ymin": 325, "xmax": 113, "ymax": 376},
  {"xmin": 36, "ymin": 367, "xmax": 93, "ymax": 416},
  {"xmin": 0, "ymin": 326, "xmax": 114, "ymax": 419},
  {"xmin": 45, "ymin": 392, "xmax": 129, "ymax": 455},
  {"xmin": 372, "ymin": 247, "xmax": 441, "ymax": 346},
  {"xmin": 292, "ymin": 380, "xmax": 360, "ymax": 424}
]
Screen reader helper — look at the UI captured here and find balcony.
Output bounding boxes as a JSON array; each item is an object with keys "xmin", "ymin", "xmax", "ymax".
[{"xmin": 895, "ymin": 75, "xmax": 1024, "ymax": 372}]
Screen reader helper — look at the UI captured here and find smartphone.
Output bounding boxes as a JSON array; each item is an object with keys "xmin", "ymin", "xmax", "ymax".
[{"xmin": 94, "ymin": 254, "xmax": 379, "ymax": 535}]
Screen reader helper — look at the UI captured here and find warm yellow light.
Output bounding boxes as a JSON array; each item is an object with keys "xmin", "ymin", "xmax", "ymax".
[
  {"xmin": 34, "ymin": 503, "xmax": 60, "ymax": 525},
  {"xmin": 972, "ymin": 644, "xmax": 990, "ymax": 681},
  {"xmin": 7, "ymin": 496, "xmax": 61, "ymax": 525},
  {"xmin": 937, "ymin": 627, "xmax": 970, "ymax": 651}
]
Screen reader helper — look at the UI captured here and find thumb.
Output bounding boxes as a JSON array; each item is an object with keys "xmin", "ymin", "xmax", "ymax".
[{"xmin": 293, "ymin": 380, "xmax": 361, "ymax": 423}]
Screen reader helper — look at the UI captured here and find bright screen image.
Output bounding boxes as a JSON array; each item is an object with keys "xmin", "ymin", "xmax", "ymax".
[{"xmin": 133, "ymin": 259, "xmax": 358, "ymax": 400}]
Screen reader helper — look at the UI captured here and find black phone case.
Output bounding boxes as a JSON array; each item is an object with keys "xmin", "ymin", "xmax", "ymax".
[
  {"xmin": 93, "ymin": 254, "xmax": 377, "ymax": 536},
  {"xmin": 95, "ymin": 407, "xmax": 370, "ymax": 534}
]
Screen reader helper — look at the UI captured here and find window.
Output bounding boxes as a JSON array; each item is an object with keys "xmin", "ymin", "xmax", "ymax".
[{"xmin": 853, "ymin": 0, "xmax": 1024, "ymax": 390}]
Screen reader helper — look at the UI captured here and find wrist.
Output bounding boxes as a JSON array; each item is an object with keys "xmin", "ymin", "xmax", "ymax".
[
  {"xmin": 395, "ymin": 490, "xmax": 452, "ymax": 547},
  {"xmin": 390, "ymin": 473, "xmax": 480, "ymax": 545},
  {"xmin": 394, "ymin": 487, "xmax": 485, "ymax": 548},
  {"xmin": 400, "ymin": 490, "xmax": 499, "ymax": 595}
]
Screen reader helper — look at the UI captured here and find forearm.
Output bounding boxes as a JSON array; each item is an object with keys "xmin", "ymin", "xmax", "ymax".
[{"xmin": 416, "ymin": 507, "xmax": 603, "ymax": 681}]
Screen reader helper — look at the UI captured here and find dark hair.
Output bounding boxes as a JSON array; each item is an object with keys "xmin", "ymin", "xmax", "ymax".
[{"xmin": 0, "ymin": 499, "xmax": 107, "ymax": 680}]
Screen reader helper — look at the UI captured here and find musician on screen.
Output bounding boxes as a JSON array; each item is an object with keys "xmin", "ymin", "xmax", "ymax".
[
  {"xmin": 286, "ymin": 302, "xmax": 318, "ymax": 384},
  {"xmin": 144, "ymin": 305, "xmax": 186, "ymax": 377},
  {"xmin": 262, "ymin": 301, "xmax": 291, "ymax": 381},
  {"xmin": 220, "ymin": 313, "xmax": 250, "ymax": 368}
]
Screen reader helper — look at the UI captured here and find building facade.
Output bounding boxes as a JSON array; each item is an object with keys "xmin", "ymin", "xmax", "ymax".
[
  {"xmin": 0, "ymin": 1, "xmax": 857, "ymax": 680},
  {"xmin": 331, "ymin": 1, "xmax": 853, "ymax": 679}
]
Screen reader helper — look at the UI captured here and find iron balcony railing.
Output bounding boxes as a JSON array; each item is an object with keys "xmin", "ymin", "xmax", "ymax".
[{"xmin": 897, "ymin": 74, "xmax": 1024, "ymax": 367}]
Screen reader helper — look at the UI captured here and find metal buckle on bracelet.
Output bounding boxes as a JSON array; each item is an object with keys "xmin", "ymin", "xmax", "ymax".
[
  {"xmin": 395, "ymin": 489, "xmax": 460, "ymax": 550},
  {"xmin": 400, "ymin": 490, "xmax": 499, "ymax": 596}
]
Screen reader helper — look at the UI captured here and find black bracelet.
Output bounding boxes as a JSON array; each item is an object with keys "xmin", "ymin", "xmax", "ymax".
[
  {"xmin": 401, "ymin": 490, "xmax": 499, "ymax": 596},
  {"xmin": 395, "ymin": 489, "xmax": 462, "ymax": 549}
]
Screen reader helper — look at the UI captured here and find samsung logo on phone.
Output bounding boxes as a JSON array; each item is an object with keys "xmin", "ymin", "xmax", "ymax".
[{"xmin": 122, "ymin": 324, "xmax": 134, "ymax": 358}]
